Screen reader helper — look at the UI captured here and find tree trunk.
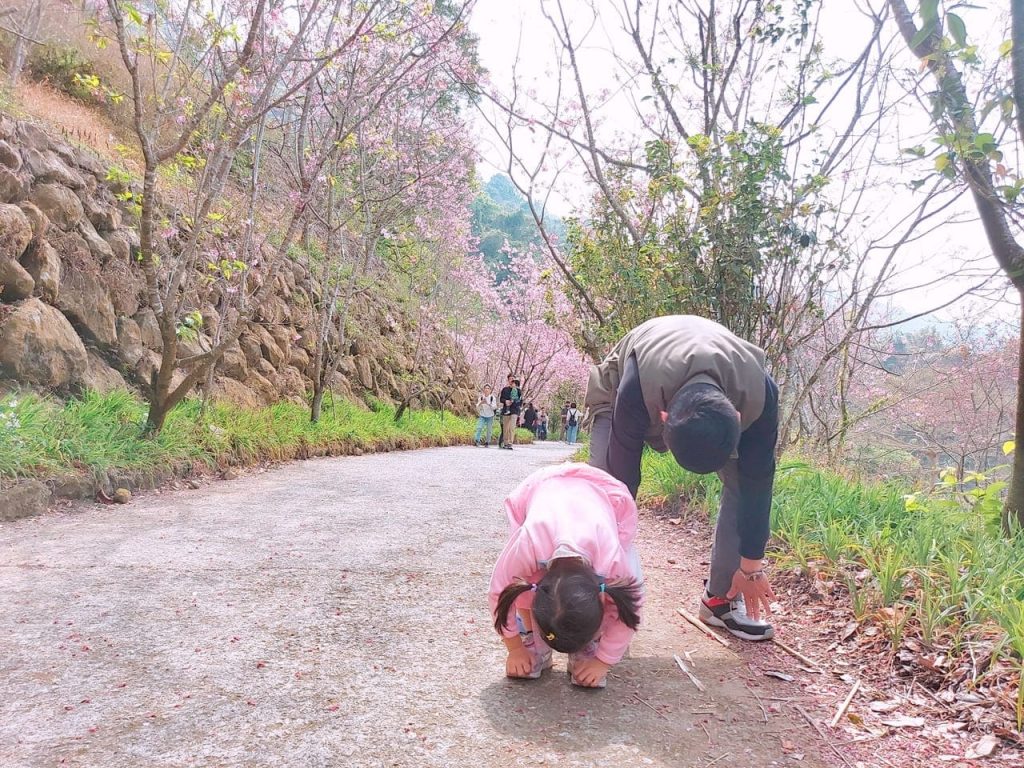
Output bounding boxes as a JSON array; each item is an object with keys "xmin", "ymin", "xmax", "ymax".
[
  {"xmin": 311, "ymin": 384, "xmax": 326, "ymax": 424},
  {"xmin": 1003, "ymin": 295, "xmax": 1024, "ymax": 533}
]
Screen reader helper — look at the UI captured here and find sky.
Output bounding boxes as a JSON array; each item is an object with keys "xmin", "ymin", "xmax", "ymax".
[{"xmin": 466, "ymin": 0, "xmax": 1019, "ymax": 324}]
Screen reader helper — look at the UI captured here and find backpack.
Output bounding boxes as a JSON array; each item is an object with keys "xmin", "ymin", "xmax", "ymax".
[{"xmin": 567, "ymin": 409, "xmax": 579, "ymax": 427}]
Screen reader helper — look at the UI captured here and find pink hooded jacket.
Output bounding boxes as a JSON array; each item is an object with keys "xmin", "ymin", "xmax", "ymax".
[{"xmin": 488, "ymin": 463, "xmax": 643, "ymax": 665}]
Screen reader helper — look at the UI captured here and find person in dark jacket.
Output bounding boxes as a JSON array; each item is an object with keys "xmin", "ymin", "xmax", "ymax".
[
  {"xmin": 523, "ymin": 402, "xmax": 538, "ymax": 434},
  {"xmin": 585, "ymin": 315, "xmax": 779, "ymax": 641},
  {"xmin": 499, "ymin": 376, "xmax": 523, "ymax": 450}
]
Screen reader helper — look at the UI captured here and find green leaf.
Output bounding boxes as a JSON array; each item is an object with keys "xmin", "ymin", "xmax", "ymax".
[
  {"xmin": 999, "ymin": 39, "xmax": 1013, "ymax": 58},
  {"xmin": 934, "ymin": 153, "xmax": 951, "ymax": 173},
  {"xmin": 123, "ymin": 3, "xmax": 143, "ymax": 25},
  {"xmin": 947, "ymin": 13, "xmax": 967, "ymax": 47},
  {"xmin": 911, "ymin": 19, "xmax": 938, "ymax": 49},
  {"xmin": 1004, "ymin": 440, "xmax": 1016, "ymax": 456},
  {"xmin": 902, "ymin": 145, "xmax": 927, "ymax": 157},
  {"xmin": 920, "ymin": 0, "xmax": 940, "ymax": 23},
  {"xmin": 909, "ymin": 178, "xmax": 928, "ymax": 190}
]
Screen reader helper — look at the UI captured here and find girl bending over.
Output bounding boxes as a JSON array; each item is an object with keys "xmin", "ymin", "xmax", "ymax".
[{"xmin": 489, "ymin": 464, "xmax": 643, "ymax": 688}]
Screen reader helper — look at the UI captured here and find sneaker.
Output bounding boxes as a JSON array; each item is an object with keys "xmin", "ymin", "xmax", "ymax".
[
  {"xmin": 567, "ymin": 641, "xmax": 607, "ymax": 688},
  {"xmin": 519, "ymin": 632, "xmax": 553, "ymax": 679},
  {"xmin": 699, "ymin": 590, "xmax": 774, "ymax": 641}
]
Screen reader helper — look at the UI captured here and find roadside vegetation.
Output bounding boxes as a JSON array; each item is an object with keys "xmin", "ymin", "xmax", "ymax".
[
  {"xmin": 0, "ymin": 390, "xmax": 477, "ymax": 481},
  {"xmin": 640, "ymin": 449, "xmax": 1024, "ymax": 729}
]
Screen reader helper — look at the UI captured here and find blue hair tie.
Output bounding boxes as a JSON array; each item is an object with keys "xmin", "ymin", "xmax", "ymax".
[{"xmin": 599, "ymin": 583, "xmax": 606, "ymax": 593}]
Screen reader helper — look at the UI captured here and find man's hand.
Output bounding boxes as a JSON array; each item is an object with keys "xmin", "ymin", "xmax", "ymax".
[
  {"xmin": 726, "ymin": 557, "xmax": 776, "ymax": 621},
  {"xmin": 505, "ymin": 646, "xmax": 534, "ymax": 678},
  {"xmin": 571, "ymin": 658, "xmax": 610, "ymax": 687}
]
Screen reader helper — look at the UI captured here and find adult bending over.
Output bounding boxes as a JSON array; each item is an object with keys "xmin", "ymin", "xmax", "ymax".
[{"xmin": 585, "ymin": 314, "xmax": 778, "ymax": 641}]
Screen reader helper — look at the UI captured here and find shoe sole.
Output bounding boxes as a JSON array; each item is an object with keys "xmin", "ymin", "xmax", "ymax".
[{"xmin": 699, "ymin": 606, "xmax": 775, "ymax": 642}]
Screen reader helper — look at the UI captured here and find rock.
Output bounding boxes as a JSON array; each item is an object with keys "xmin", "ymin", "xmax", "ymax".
[
  {"xmin": 0, "ymin": 204, "xmax": 32, "ymax": 261},
  {"xmin": 49, "ymin": 474, "xmax": 97, "ymax": 500},
  {"xmin": 78, "ymin": 350, "xmax": 128, "ymax": 393},
  {"xmin": 0, "ymin": 480, "xmax": 52, "ymax": 521},
  {"xmin": 103, "ymin": 230, "xmax": 131, "ymax": 262},
  {"xmin": 23, "ymin": 149, "xmax": 86, "ymax": 189},
  {"xmin": 177, "ymin": 332, "xmax": 211, "ymax": 361},
  {"xmin": 0, "ymin": 258, "xmax": 35, "ymax": 300},
  {"xmin": 216, "ymin": 341, "xmax": 248, "ymax": 380},
  {"xmin": 73, "ymin": 150, "xmax": 106, "ymax": 178},
  {"xmin": 222, "ymin": 469, "xmax": 239, "ymax": 481},
  {"xmin": 78, "ymin": 217, "xmax": 114, "ymax": 261},
  {"xmin": 199, "ymin": 305, "xmax": 221, "ymax": 338},
  {"xmin": 210, "ymin": 376, "xmax": 260, "ymax": 409},
  {"xmin": 355, "ymin": 355, "xmax": 373, "ymax": 389},
  {"xmin": 112, "ymin": 488, "xmax": 132, "ymax": 504},
  {"xmin": 289, "ymin": 347, "xmax": 310, "ymax": 373},
  {"xmin": 0, "ymin": 116, "xmax": 14, "ymax": 141},
  {"xmin": 272, "ymin": 365, "xmax": 307, "ymax": 397},
  {"xmin": 19, "ymin": 241, "xmax": 60, "ymax": 303},
  {"xmin": 255, "ymin": 358, "xmax": 276, "ymax": 378},
  {"xmin": 0, "ymin": 167, "xmax": 27, "ymax": 203},
  {"xmin": 30, "ymin": 183, "xmax": 85, "ymax": 231},
  {"xmin": 0, "ymin": 140, "xmax": 21, "ymax": 170},
  {"xmin": 57, "ymin": 264, "xmax": 118, "ymax": 348},
  {"xmin": 116, "ymin": 316, "xmax": 145, "ymax": 366},
  {"xmin": 254, "ymin": 325, "xmax": 286, "ymax": 368},
  {"xmin": 238, "ymin": 332, "xmax": 263, "ymax": 367},
  {"xmin": 17, "ymin": 122, "xmax": 52, "ymax": 151},
  {"xmin": 79, "ymin": 192, "xmax": 120, "ymax": 231},
  {"xmin": 0, "ymin": 298, "xmax": 88, "ymax": 388},
  {"xmin": 269, "ymin": 325, "xmax": 293, "ymax": 359},
  {"xmin": 134, "ymin": 308, "xmax": 163, "ymax": 351},
  {"xmin": 17, "ymin": 201, "xmax": 48, "ymax": 245}
]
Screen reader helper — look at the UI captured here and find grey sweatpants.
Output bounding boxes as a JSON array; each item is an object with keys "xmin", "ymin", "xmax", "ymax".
[{"xmin": 589, "ymin": 412, "xmax": 740, "ymax": 598}]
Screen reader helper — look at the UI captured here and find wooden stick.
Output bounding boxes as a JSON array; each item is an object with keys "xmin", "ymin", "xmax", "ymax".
[
  {"xmin": 829, "ymin": 680, "xmax": 861, "ymax": 727},
  {"xmin": 772, "ymin": 637, "xmax": 819, "ymax": 668},
  {"xmin": 632, "ymin": 692, "xmax": 668, "ymax": 720},
  {"xmin": 674, "ymin": 654, "xmax": 707, "ymax": 692},
  {"xmin": 795, "ymin": 705, "xmax": 826, "ymax": 739},
  {"xmin": 677, "ymin": 608, "xmax": 732, "ymax": 649},
  {"xmin": 705, "ymin": 753, "xmax": 731, "ymax": 768},
  {"xmin": 698, "ymin": 720, "xmax": 712, "ymax": 744},
  {"xmin": 746, "ymin": 684, "xmax": 769, "ymax": 724}
]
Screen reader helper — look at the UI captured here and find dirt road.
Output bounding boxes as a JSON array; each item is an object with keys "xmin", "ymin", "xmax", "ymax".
[{"xmin": 1, "ymin": 442, "xmax": 833, "ymax": 767}]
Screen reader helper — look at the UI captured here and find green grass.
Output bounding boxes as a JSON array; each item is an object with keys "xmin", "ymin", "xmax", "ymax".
[
  {"xmin": 638, "ymin": 449, "xmax": 1024, "ymax": 705},
  {"xmin": 0, "ymin": 390, "xmax": 478, "ymax": 480}
]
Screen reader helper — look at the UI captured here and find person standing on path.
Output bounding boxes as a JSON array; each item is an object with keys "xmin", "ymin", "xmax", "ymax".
[
  {"xmin": 499, "ymin": 377, "xmax": 523, "ymax": 450},
  {"xmin": 523, "ymin": 402, "xmax": 538, "ymax": 435},
  {"xmin": 564, "ymin": 402, "xmax": 582, "ymax": 445},
  {"xmin": 584, "ymin": 314, "xmax": 779, "ymax": 642},
  {"xmin": 490, "ymin": 463, "xmax": 643, "ymax": 689},
  {"xmin": 474, "ymin": 384, "xmax": 498, "ymax": 446}
]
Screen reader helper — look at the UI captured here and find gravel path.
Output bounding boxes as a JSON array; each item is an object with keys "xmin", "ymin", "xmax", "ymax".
[{"xmin": 1, "ymin": 441, "xmax": 831, "ymax": 767}]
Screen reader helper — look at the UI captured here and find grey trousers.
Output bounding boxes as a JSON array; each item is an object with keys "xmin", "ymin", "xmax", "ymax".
[{"xmin": 589, "ymin": 412, "xmax": 740, "ymax": 598}]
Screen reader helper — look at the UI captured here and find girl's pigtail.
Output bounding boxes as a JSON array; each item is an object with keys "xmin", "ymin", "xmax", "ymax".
[
  {"xmin": 603, "ymin": 578, "xmax": 642, "ymax": 630},
  {"xmin": 493, "ymin": 581, "xmax": 536, "ymax": 633}
]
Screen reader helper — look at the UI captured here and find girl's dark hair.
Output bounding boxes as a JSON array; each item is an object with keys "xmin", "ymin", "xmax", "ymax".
[{"xmin": 493, "ymin": 559, "xmax": 641, "ymax": 653}]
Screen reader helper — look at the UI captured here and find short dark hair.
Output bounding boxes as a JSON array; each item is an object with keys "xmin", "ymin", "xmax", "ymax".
[
  {"xmin": 664, "ymin": 382, "xmax": 739, "ymax": 474},
  {"xmin": 493, "ymin": 559, "xmax": 640, "ymax": 654}
]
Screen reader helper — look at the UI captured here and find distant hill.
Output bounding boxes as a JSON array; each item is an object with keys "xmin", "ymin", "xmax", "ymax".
[{"xmin": 471, "ymin": 174, "xmax": 565, "ymax": 280}]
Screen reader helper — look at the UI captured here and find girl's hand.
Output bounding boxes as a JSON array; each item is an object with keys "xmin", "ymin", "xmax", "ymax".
[
  {"xmin": 506, "ymin": 646, "xmax": 534, "ymax": 678},
  {"xmin": 571, "ymin": 658, "xmax": 610, "ymax": 687}
]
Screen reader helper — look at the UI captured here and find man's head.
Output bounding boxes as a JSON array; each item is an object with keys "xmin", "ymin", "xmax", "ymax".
[
  {"xmin": 663, "ymin": 382, "xmax": 740, "ymax": 474},
  {"xmin": 483, "ymin": 384, "xmax": 492, "ymax": 393},
  {"xmin": 507, "ymin": 373, "xmax": 515, "ymax": 384}
]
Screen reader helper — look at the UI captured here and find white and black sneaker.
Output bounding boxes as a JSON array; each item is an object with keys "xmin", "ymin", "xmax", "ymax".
[{"xmin": 699, "ymin": 590, "xmax": 774, "ymax": 641}]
